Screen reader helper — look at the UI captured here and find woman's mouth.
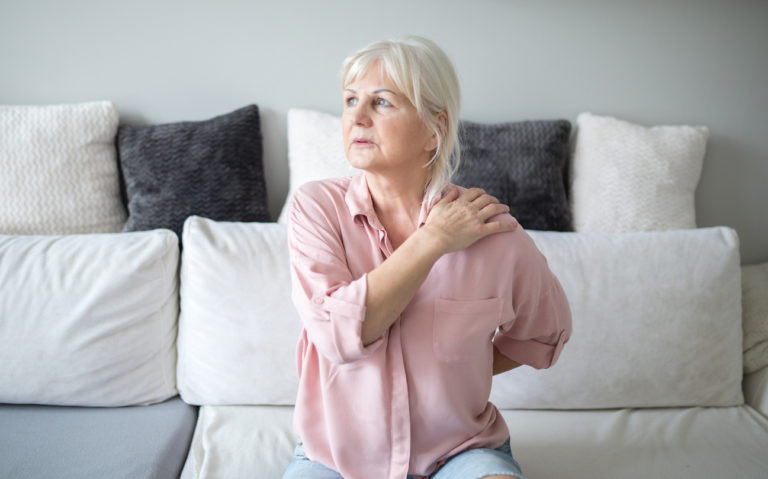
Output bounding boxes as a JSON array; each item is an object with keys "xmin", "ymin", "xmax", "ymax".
[{"xmin": 352, "ymin": 138, "xmax": 374, "ymax": 146}]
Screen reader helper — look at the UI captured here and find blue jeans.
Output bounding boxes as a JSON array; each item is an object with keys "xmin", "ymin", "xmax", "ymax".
[{"xmin": 282, "ymin": 438, "xmax": 524, "ymax": 479}]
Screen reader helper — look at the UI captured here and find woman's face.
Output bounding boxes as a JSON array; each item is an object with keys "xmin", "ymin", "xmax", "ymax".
[{"xmin": 342, "ymin": 65, "xmax": 437, "ymax": 176}]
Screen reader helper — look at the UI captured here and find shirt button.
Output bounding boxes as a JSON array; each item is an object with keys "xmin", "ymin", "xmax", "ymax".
[{"xmin": 313, "ymin": 297, "xmax": 324, "ymax": 305}]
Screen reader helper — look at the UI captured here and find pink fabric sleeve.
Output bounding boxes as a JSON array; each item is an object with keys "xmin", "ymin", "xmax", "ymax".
[
  {"xmin": 288, "ymin": 186, "xmax": 383, "ymax": 364},
  {"xmin": 493, "ymin": 231, "xmax": 572, "ymax": 369}
]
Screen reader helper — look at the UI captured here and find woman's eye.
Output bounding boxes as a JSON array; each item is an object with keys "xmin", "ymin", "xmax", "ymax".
[
  {"xmin": 345, "ymin": 97, "xmax": 358, "ymax": 107},
  {"xmin": 375, "ymin": 98, "xmax": 391, "ymax": 106}
]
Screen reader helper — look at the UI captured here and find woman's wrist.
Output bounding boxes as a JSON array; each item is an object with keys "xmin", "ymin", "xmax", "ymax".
[{"xmin": 416, "ymin": 224, "xmax": 451, "ymax": 258}]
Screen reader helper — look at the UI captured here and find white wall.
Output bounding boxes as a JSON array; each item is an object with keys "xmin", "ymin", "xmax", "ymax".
[{"xmin": 1, "ymin": 0, "xmax": 766, "ymax": 263}]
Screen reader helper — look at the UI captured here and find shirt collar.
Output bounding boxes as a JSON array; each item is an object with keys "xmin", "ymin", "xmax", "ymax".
[{"xmin": 344, "ymin": 172, "xmax": 449, "ymax": 231}]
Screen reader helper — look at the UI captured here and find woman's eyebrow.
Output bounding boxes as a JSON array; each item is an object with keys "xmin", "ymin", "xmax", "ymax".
[{"xmin": 344, "ymin": 88, "xmax": 398, "ymax": 96}]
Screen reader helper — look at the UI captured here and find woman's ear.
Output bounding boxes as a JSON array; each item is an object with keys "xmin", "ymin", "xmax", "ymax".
[{"xmin": 426, "ymin": 111, "xmax": 448, "ymax": 152}]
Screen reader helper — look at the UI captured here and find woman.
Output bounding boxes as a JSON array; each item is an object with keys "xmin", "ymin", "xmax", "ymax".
[{"xmin": 283, "ymin": 36, "xmax": 571, "ymax": 479}]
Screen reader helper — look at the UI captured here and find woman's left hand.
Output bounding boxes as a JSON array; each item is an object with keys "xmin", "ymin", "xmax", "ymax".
[{"xmin": 420, "ymin": 187, "xmax": 515, "ymax": 255}]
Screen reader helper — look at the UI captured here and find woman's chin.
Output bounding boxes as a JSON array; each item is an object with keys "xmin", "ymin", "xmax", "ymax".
[{"xmin": 347, "ymin": 156, "xmax": 373, "ymax": 171}]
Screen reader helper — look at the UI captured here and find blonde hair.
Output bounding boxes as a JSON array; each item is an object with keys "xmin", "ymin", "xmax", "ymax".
[{"xmin": 340, "ymin": 36, "xmax": 461, "ymax": 200}]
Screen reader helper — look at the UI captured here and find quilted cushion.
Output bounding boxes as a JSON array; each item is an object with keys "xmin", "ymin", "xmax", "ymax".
[
  {"xmin": 569, "ymin": 112, "xmax": 708, "ymax": 232},
  {"xmin": 0, "ymin": 101, "xmax": 127, "ymax": 234},
  {"xmin": 118, "ymin": 105, "xmax": 270, "ymax": 239},
  {"xmin": 452, "ymin": 120, "xmax": 572, "ymax": 231}
]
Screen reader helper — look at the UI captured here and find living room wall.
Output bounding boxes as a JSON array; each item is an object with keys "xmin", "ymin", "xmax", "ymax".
[{"xmin": 1, "ymin": 0, "xmax": 766, "ymax": 263}]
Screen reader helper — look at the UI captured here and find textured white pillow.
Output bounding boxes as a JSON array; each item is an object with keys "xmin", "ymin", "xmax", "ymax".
[
  {"xmin": 570, "ymin": 112, "xmax": 708, "ymax": 232},
  {"xmin": 742, "ymin": 262, "xmax": 768, "ymax": 373},
  {"xmin": 177, "ymin": 217, "xmax": 302, "ymax": 405},
  {"xmin": 491, "ymin": 227, "xmax": 743, "ymax": 409},
  {"xmin": 276, "ymin": 109, "xmax": 358, "ymax": 224},
  {"xmin": 0, "ymin": 230, "xmax": 179, "ymax": 406},
  {"xmin": 0, "ymin": 101, "xmax": 127, "ymax": 234}
]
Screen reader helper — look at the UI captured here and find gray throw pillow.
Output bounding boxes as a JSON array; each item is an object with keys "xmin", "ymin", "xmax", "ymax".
[
  {"xmin": 117, "ymin": 105, "xmax": 270, "ymax": 240},
  {"xmin": 453, "ymin": 120, "xmax": 572, "ymax": 231}
]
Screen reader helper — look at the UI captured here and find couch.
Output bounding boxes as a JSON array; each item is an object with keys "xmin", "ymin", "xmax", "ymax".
[{"xmin": 1, "ymin": 102, "xmax": 767, "ymax": 479}]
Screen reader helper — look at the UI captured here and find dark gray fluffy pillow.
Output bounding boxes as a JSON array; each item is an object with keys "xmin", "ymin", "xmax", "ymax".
[
  {"xmin": 453, "ymin": 119, "xmax": 572, "ymax": 231},
  {"xmin": 117, "ymin": 105, "xmax": 270, "ymax": 240}
]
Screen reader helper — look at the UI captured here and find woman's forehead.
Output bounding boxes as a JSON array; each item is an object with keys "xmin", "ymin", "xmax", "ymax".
[{"xmin": 345, "ymin": 64, "xmax": 402, "ymax": 93}]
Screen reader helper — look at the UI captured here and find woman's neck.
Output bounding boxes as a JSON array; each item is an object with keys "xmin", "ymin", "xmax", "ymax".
[{"xmin": 365, "ymin": 169, "xmax": 429, "ymax": 228}]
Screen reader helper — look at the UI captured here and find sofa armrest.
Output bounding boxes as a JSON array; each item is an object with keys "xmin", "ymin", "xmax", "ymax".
[{"xmin": 744, "ymin": 365, "xmax": 768, "ymax": 418}]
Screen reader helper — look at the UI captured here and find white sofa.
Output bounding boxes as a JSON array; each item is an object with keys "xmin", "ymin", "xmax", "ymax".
[{"xmin": 1, "ymin": 102, "xmax": 767, "ymax": 479}]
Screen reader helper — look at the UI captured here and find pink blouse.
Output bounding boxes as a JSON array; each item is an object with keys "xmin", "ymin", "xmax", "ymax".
[{"xmin": 288, "ymin": 173, "xmax": 571, "ymax": 479}]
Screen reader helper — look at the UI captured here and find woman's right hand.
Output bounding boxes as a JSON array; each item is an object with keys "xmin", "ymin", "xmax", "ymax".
[{"xmin": 421, "ymin": 187, "xmax": 517, "ymax": 254}]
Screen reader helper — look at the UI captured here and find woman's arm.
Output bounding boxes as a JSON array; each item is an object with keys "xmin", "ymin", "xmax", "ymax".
[{"xmin": 361, "ymin": 187, "xmax": 515, "ymax": 345}]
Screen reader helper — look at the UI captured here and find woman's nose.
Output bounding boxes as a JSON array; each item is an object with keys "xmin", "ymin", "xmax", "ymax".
[{"xmin": 353, "ymin": 104, "xmax": 372, "ymax": 127}]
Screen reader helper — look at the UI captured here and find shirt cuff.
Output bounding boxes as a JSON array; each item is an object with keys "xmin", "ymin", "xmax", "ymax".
[
  {"xmin": 313, "ymin": 274, "xmax": 383, "ymax": 363},
  {"xmin": 493, "ymin": 330, "xmax": 567, "ymax": 370}
]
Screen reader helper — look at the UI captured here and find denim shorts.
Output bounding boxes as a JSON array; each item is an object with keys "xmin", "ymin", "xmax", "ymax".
[{"xmin": 282, "ymin": 438, "xmax": 525, "ymax": 479}]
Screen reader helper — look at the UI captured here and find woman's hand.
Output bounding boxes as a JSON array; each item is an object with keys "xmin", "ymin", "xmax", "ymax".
[{"xmin": 421, "ymin": 187, "xmax": 515, "ymax": 254}]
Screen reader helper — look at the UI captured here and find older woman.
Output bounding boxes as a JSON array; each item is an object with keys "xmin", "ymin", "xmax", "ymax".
[{"xmin": 283, "ymin": 36, "xmax": 571, "ymax": 479}]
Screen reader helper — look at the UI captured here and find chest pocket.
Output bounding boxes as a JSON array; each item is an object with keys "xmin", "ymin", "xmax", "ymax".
[{"xmin": 433, "ymin": 297, "xmax": 502, "ymax": 362}]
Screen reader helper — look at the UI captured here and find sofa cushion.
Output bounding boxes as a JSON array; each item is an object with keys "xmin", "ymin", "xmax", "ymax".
[
  {"xmin": 491, "ymin": 227, "xmax": 743, "ymax": 409},
  {"xmin": 0, "ymin": 396, "xmax": 197, "ymax": 479},
  {"xmin": 117, "ymin": 105, "xmax": 270, "ymax": 240},
  {"xmin": 0, "ymin": 230, "xmax": 179, "ymax": 406},
  {"xmin": 0, "ymin": 101, "xmax": 127, "ymax": 234},
  {"xmin": 180, "ymin": 404, "xmax": 768, "ymax": 479},
  {"xmin": 569, "ymin": 112, "xmax": 708, "ymax": 232},
  {"xmin": 176, "ymin": 222, "xmax": 742, "ymax": 410},
  {"xmin": 452, "ymin": 120, "xmax": 572, "ymax": 231},
  {"xmin": 742, "ymin": 261, "xmax": 768, "ymax": 373},
  {"xmin": 177, "ymin": 217, "xmax": 301, "ymax": 405}
]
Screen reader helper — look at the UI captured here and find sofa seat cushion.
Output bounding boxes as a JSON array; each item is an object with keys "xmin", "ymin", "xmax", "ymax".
[
  {"xmin": 0, "ymin": 396, "xmax": 197, "ymax": 479},
  {"xmin": 180, "ymin": 404, "xmax": 768, "ymax": 479}
]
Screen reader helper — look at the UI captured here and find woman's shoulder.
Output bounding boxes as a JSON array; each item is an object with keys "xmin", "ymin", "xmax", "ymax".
[
  {"xmin": 475, "ymin": 214, "xmax": 542, "ymax": 262},
  {"xmin": 296, "ymin": 176, "xmax": 353, "ymax": 198},
  {"xmin": 293, "ymin": 176, "xmax": 355, "ymax": 209},
  {"xmin": 289, "ymin": 176, "xmax": 359, "ymax": 230}
]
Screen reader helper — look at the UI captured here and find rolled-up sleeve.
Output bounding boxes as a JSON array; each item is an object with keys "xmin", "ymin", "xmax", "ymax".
[
  {"xmin": 493, "ymin": 231, "xmax": 572, "ymax": 369},
  {"xmin": 288, "ymin": 185, "xmax": 383, "ymax": 364}
]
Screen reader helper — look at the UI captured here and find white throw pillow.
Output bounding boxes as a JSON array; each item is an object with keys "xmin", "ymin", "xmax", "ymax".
[
  {"xmin": 276, "ymin": 109, "xmax": 358, "ymax": 224},
  {"xmin": 0, "ymin": 230, "xmax": 179, "ymax": 406},
  {"xmin": 491, "ymin": 227, "xmax": 743, "ymax": 409},
  {"xmin": 0, "ymin": 101, "xmax": 127, "ymax": 234},
  {"xmin": 570, "ymin": 112, "xmax": 708, "ymax": 233},
  {"xmin": 177, "ymin": 217, "xmax": 302, "ymax": 405},
  {"xmin": 742, "ymin": 262, "xmax": 768, "ymax": 373}
]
